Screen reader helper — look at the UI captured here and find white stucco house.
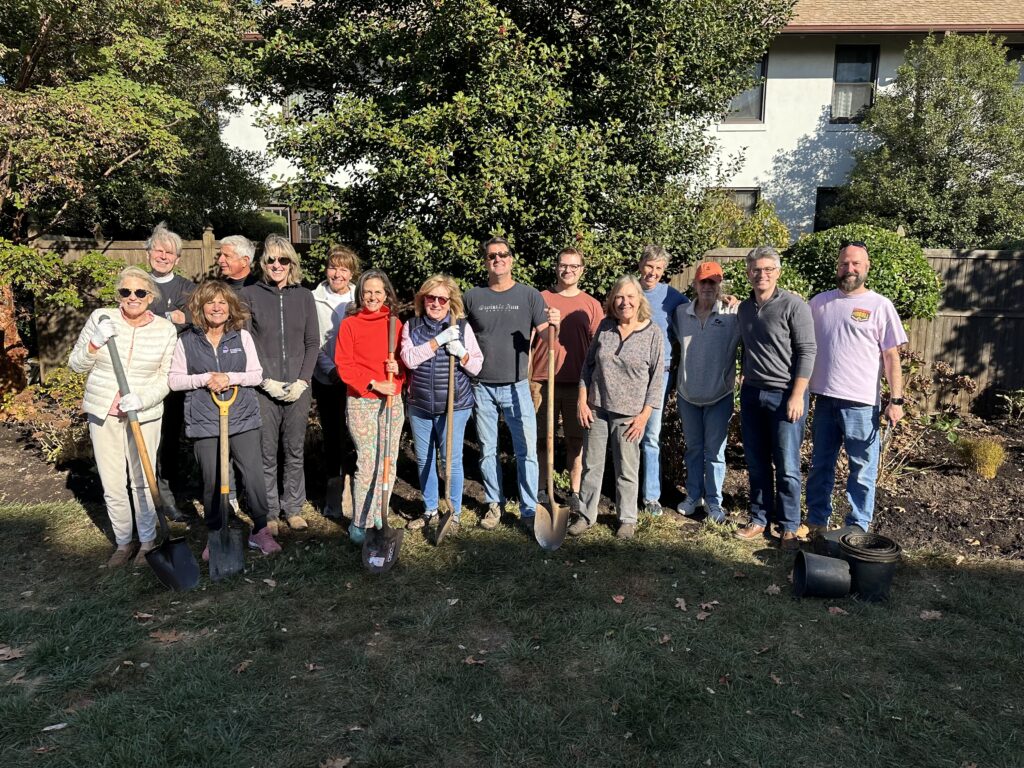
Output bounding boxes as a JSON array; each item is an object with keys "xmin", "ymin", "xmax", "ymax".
[{"xmin": 713, "ymin": 0, "xmax": 1024, "ymax": 237}]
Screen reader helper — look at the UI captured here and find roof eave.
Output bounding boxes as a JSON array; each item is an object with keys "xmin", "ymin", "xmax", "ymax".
[{"xmin": 783, "ymin": 24, "xmax": 1024, "ymax": 34}]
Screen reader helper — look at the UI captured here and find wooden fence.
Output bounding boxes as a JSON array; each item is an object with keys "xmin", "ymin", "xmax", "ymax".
[{"xmin": 29, "ymin": 239, "xmax": 1024, "ymax": 415}]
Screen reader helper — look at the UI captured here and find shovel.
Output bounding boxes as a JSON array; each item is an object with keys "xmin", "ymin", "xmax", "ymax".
[
  {"xmin": 100, "ymin": 315, "xmax": 199, "ymax": 592},
  {"xmin": 534, "ymin": 325, "xmax": 569, "ymax": 551},
  {"xmin": 208, "ymin": 387, "xmax": 247, "ymax": 582},
  {"xmin": 362, "ymin": 314, "xmax": 405, "ymax": 573},
  {"xmin": 434, "ymin": 353, "xmax": 457, "ymax": 545}
]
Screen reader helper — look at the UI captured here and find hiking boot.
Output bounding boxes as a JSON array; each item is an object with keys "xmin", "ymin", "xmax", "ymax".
[
  {"xmin": 407, "ymin": 511, "xmax": 435, "ymax": 531},
  {"xmin": 286, "ymin": 515, "xmax": 308, "ymax": 531},
  {"xmin": 643, "ymin": 500, "xmax": 663, "ymax": 517},
  {"xmin": 249, "ymin": 526, "xmax": 283, "ymax": 555},
  {"xmin": 780, "ymin": 531, "xmax": 801, "ymax": 552},
  {"xmin": 567, "ymin": 517, "xmax": 592, "ymax": 537},
  {"xmin": 105, "ymin": 545, "xmax": 134, "ymax": 569},
  {"xmin": 616, "ymin": 523, "xmax": 636, "ymax": 540},
  {"xmin": 734, "ymin": 523, "xmax": 767, "ymax": 541},
  {"xmin": 349, "ymin": 525, "xmax": 366, "ymax": 545},
  {"xmin": 479, "ymin": 503, "xmax": 502, "ymax": 530},
  {"xmin": 266, "ymin": 519, "xmax": 280, "ymax": 537},
  {"xmin": 133, "ymin": 540, "xmax": 157, "ymax": 567},
  {"xmin": 229, "ymin": 497, "xmax": 243, "ymax": 518}
]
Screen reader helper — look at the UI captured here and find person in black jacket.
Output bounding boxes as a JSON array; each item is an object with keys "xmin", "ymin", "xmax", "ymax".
[
  {"xmin": 242, "ymin": 235, "xmax": 319, "ymax": 534},
  {"xmin": 168, "ymin": 280, "xmax": 281, "ymax": 558},
  {"xmin": 146, "ymin": 222, "xmax": 194, "ymax": 521}
]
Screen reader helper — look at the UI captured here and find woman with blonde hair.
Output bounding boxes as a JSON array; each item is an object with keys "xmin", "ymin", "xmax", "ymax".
[
  {"xmin": 400, "ymin": 274, "xmax": 484, "ymax": 534},
  {"xmin": 69, "ymin": 267, "xmax": 178, "ymax": 567},
  {"xmin": 569, "ymin": 274, "xmax": 664, "ymax": 540},
  {"xmin": 242, "ymin": 234, "xmax": 319, "ymax": 533},
  {"xmin": 168, "ymin": 280, "xmax": 281, "ymax": 559}
]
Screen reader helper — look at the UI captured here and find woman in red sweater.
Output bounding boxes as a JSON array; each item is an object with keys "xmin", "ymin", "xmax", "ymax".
[{"xmin": 335, "ymin": 269, "xmax": 405, "ymax": 543}]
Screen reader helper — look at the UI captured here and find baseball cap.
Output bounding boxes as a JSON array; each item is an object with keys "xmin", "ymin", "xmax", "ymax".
[{"xmin": 694, "ymin": 261, "xmax": 724, "ymax": 282}]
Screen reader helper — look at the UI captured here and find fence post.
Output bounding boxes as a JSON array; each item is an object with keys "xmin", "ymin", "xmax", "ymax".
[{"xmin": 202, "ymin": 226, "xmax": 216, "ymax": 276}]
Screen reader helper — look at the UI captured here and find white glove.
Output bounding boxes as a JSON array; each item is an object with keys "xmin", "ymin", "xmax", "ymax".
[
  {"xmin": 446, "ymin": 340, "xmax": 468, "ymax": 359},
  {"xmin": 280, "ymin": 379, "xmax": 309, "ymax": 403},
  {"xmin": 90, "ymin": 318, "xmax": 117, "ymax": 348},
  {"xmin": 433, "ymin": 325, "xmax": 460, "ymax": 347},
  {"xmin": 261, "ymin": 379, "xmax": 288, "ymax": 399},
  {"xmin": 119, "ymin": 393, "xmax": 143, "ymax": 413}
]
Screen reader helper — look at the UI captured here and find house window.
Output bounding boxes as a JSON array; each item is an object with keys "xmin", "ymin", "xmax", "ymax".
[
  {"xmin": 1008, "ymin": 44, "xmax": 1024, "ymax": 85},
  {"xmin": 831, "ymin": 45, "xmax": 879, "ymax": 123},
  {"xmin": 726, "ymin": 188, "xmax": 760, "ymax": 217},
  {"xmin": 814, "ymin": 188, "xmax": 840, "ymax": 232},
  {"xmin": 296, "ymin": 211, "xmax": 322, "ymax": 244},
  {"xmin": 725, "ymin": 54, "xmax": 768, "ymax": 122}
]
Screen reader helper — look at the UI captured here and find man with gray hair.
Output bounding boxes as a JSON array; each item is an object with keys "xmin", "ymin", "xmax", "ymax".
[
  {"xmin": 217, "ymin": 235, "xmax": 259, "ymax": 291},
  {"xmin": 735, "ymin": 245, "xmax": 816, "ymax": 551},
  {"xmin": 636, "ymin": 244, "xmax": 689, "ymax": 516}
]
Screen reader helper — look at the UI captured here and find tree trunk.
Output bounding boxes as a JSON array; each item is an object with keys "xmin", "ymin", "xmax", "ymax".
[{"xmin": 0, "ymin": 281, "xmax": 28, "ymax": 394}]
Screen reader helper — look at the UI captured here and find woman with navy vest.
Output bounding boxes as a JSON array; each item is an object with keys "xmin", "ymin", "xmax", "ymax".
[
  {"xmin": 399, "ymin": 275, "xmax": 483, "ymax": 534},
  {"xmin": 168, "ymin": 280, "xmax": 282, "ymax": 559}
]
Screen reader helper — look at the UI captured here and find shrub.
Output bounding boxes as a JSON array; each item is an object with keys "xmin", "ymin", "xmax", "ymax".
[
  {"xmin": 698, "ymin": 194, "xmax": 791, "ymax": 251},
  {"xmin": 957, "ymin": 437, "xmax": 1006, "ymax": 480},
  {"xmin": 785, "ymin": 224, "xmax": 941, "ymax": 320},
  {"xmin": 1, "ymin": 366, "xmax": 90, "ymax": 464}
]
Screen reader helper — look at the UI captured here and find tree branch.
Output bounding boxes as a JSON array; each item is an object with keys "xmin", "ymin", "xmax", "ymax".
[{"xmin": 15, "ymin": 12, "xmax": 56, "ymax": 92}]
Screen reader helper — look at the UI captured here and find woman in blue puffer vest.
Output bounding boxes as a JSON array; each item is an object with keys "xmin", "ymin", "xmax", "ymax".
[{"xmin": 399, "ymin": 275, "xmax": 483, "ymax": 534}]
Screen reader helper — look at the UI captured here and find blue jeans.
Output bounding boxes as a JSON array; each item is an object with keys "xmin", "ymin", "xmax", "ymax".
[
  {"xmin": 640, "ymin": 371, "xmax": 670, "ymax": 503},
  {"xmin": 806, "ymin": 395, "xmax": 880, "ymax": 530},
  {"xmin": 739, "ymin": 384, "xmax": 808, "ymax": 532},
  {"xmin": 678, "ymin": 394, "xmax": 733, "ymax": 519},
  {"xmin": 409, "ymin": 406, "xmax": 472, "ymax": 519},
  {"xmin": 473, "ymin": 380, "xmax": 538, "ymax": 517}
]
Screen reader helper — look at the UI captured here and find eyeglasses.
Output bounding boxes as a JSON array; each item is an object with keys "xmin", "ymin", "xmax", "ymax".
[
  {"xmin": 265, "ymin": 256, "xmax": 292, "ymax": 266},
  {"xmin": 486, "ymin": 251, "xmax": 511, "ymax": 261},
  {"xmin": 118, "ymin": 288, "xmax": 150, "ymax": 299},
  {"xmin": 424, "ymin": 294, "xmax": 450, "ymax": 306},
  {"xmin": 558, "ymin": 263, "xmax": 583, "ymax": 272},
  {"xmin": 749, "ymin": 267, "xmax": 778, "ymax": 276}
]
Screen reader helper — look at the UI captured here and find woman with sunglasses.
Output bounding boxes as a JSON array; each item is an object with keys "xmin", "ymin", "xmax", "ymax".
[
  {"xmin": 241, "ymin": 234, "xmax": 319, "ymax": 535},
  {"xmin": 69, "ymin": 267, "xmax": 178, "ymax": 567},
  {"xmin": 334, "ymin": 269, "xmax": 405, "ymax": 544},
  {"xmin": 399, "ymin": 275, "xmax": 483, "ymax": 534}
]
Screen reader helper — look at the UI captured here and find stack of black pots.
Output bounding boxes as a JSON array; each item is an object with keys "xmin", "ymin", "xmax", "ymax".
[{"xmin": 793, "ymin": 527, "xmax": 902, "ymax": 603}]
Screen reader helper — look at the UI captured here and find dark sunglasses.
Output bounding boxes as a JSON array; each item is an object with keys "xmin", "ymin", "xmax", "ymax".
[
  {"xmin": 265, "ymin": 256, "xmax": 293, "ymax": 266},
  {"xmin": 118, "ymin": 288, "xmax": 150, "ymax": 299},
  {"xmin": 486, "ymin": 251, "xmax": 511, "ymax": 261},
  {"xmin": 424, "ymin": 294, "xmax": 450, "ymax": 306}
]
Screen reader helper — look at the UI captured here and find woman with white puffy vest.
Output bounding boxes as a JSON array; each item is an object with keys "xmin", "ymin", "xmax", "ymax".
[
  {"xmin": 399, "ymin": 275, "xmax": 483, "ymax": 534},
  {"xmin": 69, "ymin": 267, "xmax": 178, "ymax": 568}
]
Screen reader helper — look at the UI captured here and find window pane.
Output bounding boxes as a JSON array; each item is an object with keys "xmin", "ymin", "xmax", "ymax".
[
  {"xmin": 727, "ymin": 189, "xmax": 759, "ymax": 217},
  {"xmin": 1008, "ymin": 44, "xmax": 1024, "ymax": 85},
  {"xmin": 814, "ymin": 188, "xmax": 840, "ymax": 232},
  {"xmin": 835, "ymin": 46, "xmax": 876, "ymax": 83},
  {"xmin": 725, "ymin": 55, "xmax": 767, "ymax": 121},
  {"xmin": 831, "ymin": 83, "xmax": 873, "ymax": 121}
]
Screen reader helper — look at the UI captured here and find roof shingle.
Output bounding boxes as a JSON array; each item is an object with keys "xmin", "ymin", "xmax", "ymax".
[{"xmin": 786, "ymin": 0, "xmax": 1024, "ymax": 32}]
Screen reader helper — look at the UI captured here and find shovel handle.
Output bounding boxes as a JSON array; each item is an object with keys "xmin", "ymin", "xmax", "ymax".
[
  {"xmin": 546, "ymin": 324, "xmax": 556, "ymax": 503},
  {"xmin": 211, "ymin": 385, "xmax": 238, "ymax": 416},
  {"xmin": 444, "ymin": 352, "xmax": 455, "ymax": 501},
  {"xmin": 379, "ymin": 314, "xmax": 398, "ymax": 530}
]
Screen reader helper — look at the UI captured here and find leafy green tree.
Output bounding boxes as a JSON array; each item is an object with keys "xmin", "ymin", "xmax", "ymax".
[
  {"xmin": 824, "ymin": 34, "xmax": 1024, "ymax": 248},
  {"xmin": 250, "ymin": 0, "xmax": 793, "ymax": 294}
]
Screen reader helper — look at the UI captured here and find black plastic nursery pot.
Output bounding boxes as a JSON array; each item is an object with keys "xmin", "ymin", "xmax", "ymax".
[
  {"xmin": 812, "ymin": 524, "xmax": 867, "ymax": 558},
  {"xmin": 793, "ymin": 551, "xmax": 852, "ymax": 599},
  {"xmin": 840, "ymin": 533, "xmax": 902, "ymax": 603}
]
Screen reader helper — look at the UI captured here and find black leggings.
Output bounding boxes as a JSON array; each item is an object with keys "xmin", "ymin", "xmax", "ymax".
[{"xmin": 193, "ymin": 428, "xmax": 269, "ymax": 532}]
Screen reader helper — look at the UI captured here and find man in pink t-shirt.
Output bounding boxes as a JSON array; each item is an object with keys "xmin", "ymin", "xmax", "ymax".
[
  {"xmin": 529, "ymin": 247, "xmax": 603, "ymax": 511},
  {"xmin": 806, "ymin": 241, "xmax": 908, "ymax": 533}
]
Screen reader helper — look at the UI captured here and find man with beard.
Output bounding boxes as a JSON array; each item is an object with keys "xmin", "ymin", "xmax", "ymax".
[{"xmin": 805, "ymin": 240, "xmax": 907, "ymax": 535}]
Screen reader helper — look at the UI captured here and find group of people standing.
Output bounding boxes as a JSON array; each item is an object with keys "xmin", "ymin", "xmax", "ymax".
[{"xmin": 69, "ymin": 224, "xmax": 906, "ymax": 568}]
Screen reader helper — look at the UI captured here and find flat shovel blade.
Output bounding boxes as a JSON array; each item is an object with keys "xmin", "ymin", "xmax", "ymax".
[
  {"xmin": 146, "ymin": 537, "xmax": 200, "ymax": 592},
  {"xmin": 534, "ymin": 501, "xmax": 569, "ymax": 551},
  {"xmin": 362, "ymin": 527, "xmax": 405, "ymax": 573},
  {"xmin": 209, "ymin": 524, "xmax": 247, "ymax": 582}
]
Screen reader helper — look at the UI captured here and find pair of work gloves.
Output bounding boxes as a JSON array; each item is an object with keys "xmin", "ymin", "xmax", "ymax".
[
  {"xmin": 91, "ymin": 318, "xmax": 144, "ymax": 412},
  {"xmin": 261, "ymin": 378, "xmax": 309, "ymax": 403},
  {"xmin": 433, "ymin": 325, "xmax": 467, "ymax": 359}
]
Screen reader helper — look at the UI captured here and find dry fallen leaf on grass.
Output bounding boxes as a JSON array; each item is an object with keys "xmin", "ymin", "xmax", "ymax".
[
  {"xmin": 919, "ymin": 610, "xmax": 943, "ymax": 621},
  {"xmin": 263, "ymin": 578, "xmax": 277, "ymax": 588},
  {"xmin": 233, "ymin": 659, "xmax": 253, "ymax": 674},
  {"xmin": 0, "ymin": 645, "xmax": 26, "ymax": 662},
  {"xmin": 696, "ymin": 612, "xmax": 711, "ymax": 621},
  {"xmin": 612, "ymin": 595, "xmax": 625, "ymax": 604},
  {"xmin": 319, "ymin": 758, "xmax": 352, "ymax": 768},
  {"xmin": 148, "ymin": 629, "xmax": 184, "ymax": 644},
  {"xmin": 658, "ymin": 634, "xmax": 672, "ymax": 645},
  {"xmin": 463, "ymin": 656, "xmax": 486, "ymax": 665},
  {"xmin": 447, "ymin": 598, "xmax": 459, "ymax": 606},
  {"xmin": 306, "ymin": 663, "xmax": 324, "ymax": 672},
  {"xmin": 828, "ymin": 606, "xmax": 849, "ymax": 616},
  {"xmin": 470, "ymin": 713, "xmax": 483, "ymax": 722},
  {"xmin": 131, "ymin": 611, "xmax": 154, "ymax": 622},
  {"xmin": 33, "ymin": 746, "xmax": 58, "ymax": 754},
  {"xmin": 699, "ymin": 601, "xmax": 720, "ymax": 611},
  {"xmin": 792, "ymin": 709, "xmax": 804, "ymax": 718},
  {"xmin": 733, "ymin": 571, "xmax": 748, "ymax": 579},
  {"xmin": 675, "ymin": 597, "xmax": 688, "ymax": 612},
  {"xmin": 765, "ymin": 584, "xmax": 782, "ymax": 595},
  {"xmin": 41, "ymin": 722, "xmax": 68, "ymax": 732},
  {"xmin": 770, "ymin": 673, "xmax": 784, "ymax": 686}
]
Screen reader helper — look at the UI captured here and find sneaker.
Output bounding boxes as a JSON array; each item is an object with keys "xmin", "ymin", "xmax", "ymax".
[
  {"xmin": 286, "ymin": 515, "xmax": 308, "ymax": 531},
  {"xmin": 407, "ymin": 511, "xmax": 436, "ymax": 531},
  {"xmin": 643, "ymin": 500, "xmax": 663, "ymax": 517},
  {"xmin": 676, "ymin": 499, "xmax": 700, "ymax": 518},
  {"xmin": 105, "ymin": 545, "xmax": 134, "ymax": 569},
  {"xmin": 266, "ymin": 519, "xmax": 280, "ymax": 537},
  {"xmin": 567, "ymin": 517, "xmax": 592, "ymax": 537},
  {"xmin": 349, "ymin": 525, "xmax": 366, "ymax": 545},
  {"xmin": 479, "ymin": 503, "xmax": 502, "ymax": 530},
  {"xmin": 133, "ymin": 540, "xmax": 156, "ymax": 567},
  {"xmin": 616, "ymin": 523, "xmax": 636, "ymax": 540},
  {"xmin": 705, "ymin": 506, "xmax": 727, "ymax": 525},
  {"xmin": 249, "ymin": 526, "xmax": 283, "ymax": 555}
]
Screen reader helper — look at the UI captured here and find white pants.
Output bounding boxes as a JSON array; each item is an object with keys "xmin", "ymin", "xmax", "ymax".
[{"xmin": 88, "ymin": 414, "xmax": 161, "ymax": 546}]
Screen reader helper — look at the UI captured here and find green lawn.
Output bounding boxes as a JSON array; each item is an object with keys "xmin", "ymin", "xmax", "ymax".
[{"xmin": 1, "ymin": 501, "xmax": 1021, "ymax": 768}]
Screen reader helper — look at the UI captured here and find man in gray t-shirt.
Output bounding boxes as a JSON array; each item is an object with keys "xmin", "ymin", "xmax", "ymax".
[{"xmin": 464, "ymin": 237, "xmax": 559, "ymax": 533}]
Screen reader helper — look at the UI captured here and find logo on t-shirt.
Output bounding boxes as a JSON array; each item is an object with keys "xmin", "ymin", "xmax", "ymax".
[{"xmin": 851, "ymin": 308, "xmax": 871, "ymax": 322}]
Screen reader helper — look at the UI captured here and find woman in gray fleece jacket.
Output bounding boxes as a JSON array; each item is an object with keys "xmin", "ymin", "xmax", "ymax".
[{"xmin": 570, "ymin": 275, "xmax": 664, "ymax": 540}]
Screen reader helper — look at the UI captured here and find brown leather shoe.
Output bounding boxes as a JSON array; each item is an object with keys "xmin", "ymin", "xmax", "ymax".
[
  {"xmin": 734, "ymin": 524, "xmax": 767, "ymax": 541},
  {"xmin": 780, "ymin": 531, "xmax": 801, "ymax": 551}
]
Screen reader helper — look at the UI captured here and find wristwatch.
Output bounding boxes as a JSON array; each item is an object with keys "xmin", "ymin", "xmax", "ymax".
[{"xmin": 889, "ymin": 397, "xmax": 904, "ymax": 406}]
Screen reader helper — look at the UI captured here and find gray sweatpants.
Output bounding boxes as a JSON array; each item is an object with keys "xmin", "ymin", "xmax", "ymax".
[
  {"xmin": 578, "ymin": 407, "xmax": 641, "ymax": 525},
  {"xmin": 256, "ymin": 388, "xmax": 312, "ymax": 521}
]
